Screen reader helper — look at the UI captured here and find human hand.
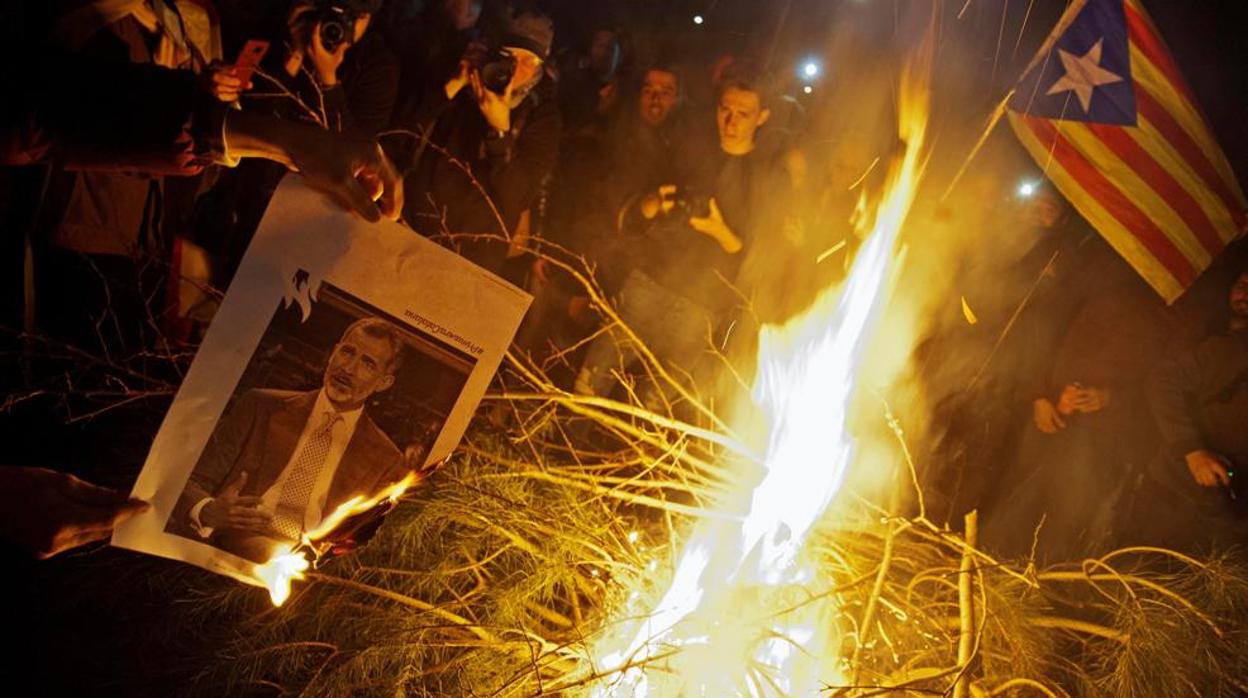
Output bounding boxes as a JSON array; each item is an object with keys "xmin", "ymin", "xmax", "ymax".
[
  {"xmin": 221, "ymin": 112, "xmax": 404, "ymax": 222},
  {"xmin": 445, "ymin": 61, "xmax": 471, "ymax": 100},
  {"xmin": 0, "ymin": 467, "xmax": 149, "ymax": 559},
  {"xmin": 202, "ymin": 62, "xmax": 252, "ymax": 103},
  {"xmin": 286, "ymin": 129, "xmax": 404, "ymax": 222},
  {"xmin": 469, "ymin": 68, "xmax": 512, "ymax": 133},
  {"xmin": 1072, "ymin": 386, "xmax": 1111, "ymax": 413},
  {"xmin": 641, "ymin": 184, "xmax": 677, "ymax": 220},
  {"xmin": 306, "ymin": 20, "xmax": 349, "ymax": 86},
  {"xmin": 1032, "ymin": 397, "xmax": 1066, "ymax": 434},
  {"xmin": 201, "ymin": 471, "xmax": 272, "ymax": 533},
  {"xmin": 1056, "ymin": 384, "xmax": 1081, "ymax": 415},
  {"xmin": 445, "ymin": 41, "xmax": 487, "ymax": 100},
  {"xmin": 689, "ymin": 198, "xmax": 743, "ymax": 253},
  {"xmin": 1185, "ymin": 449, "xmax": 1231, "ymax": 488},
  {"xmin": 284, "ymin": 1, "xmax": 316, "ymax": 76}
]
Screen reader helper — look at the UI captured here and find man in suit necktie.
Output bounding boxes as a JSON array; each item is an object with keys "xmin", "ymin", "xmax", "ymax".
[{"xmin": 169, "ymin": 317, "xmax": 408, "ymax": 562}]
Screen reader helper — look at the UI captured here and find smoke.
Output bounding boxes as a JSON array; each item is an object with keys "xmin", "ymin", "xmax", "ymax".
[{"xmin": 764, "ymin": 2, "xmax": 1071, "ymax": 525}]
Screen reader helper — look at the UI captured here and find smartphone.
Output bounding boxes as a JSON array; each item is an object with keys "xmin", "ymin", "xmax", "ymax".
[{"xmin": 232, "ymin": 39, "xmax": 270, "ymax": 85}]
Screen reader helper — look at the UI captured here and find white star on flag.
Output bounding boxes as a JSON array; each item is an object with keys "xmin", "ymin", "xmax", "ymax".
[{"xmin": 1046, "ymin": 38, "xmax": 1123, "ymax": 113}]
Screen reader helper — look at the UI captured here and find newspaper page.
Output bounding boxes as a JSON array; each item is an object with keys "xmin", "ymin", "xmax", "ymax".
[{"xmin": 113, "ymin": 178, "xmax": 531, "ymax": 586}]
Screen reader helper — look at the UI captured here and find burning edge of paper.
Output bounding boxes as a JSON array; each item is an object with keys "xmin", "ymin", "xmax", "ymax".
[{"xmin": 253, "ymin": 470, "xmax": 419, "ymax": 606}]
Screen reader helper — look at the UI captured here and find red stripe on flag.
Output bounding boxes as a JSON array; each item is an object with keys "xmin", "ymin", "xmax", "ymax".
[
  {"xmin": 1085, "ymin": 122, "xmax": 1225, "ymax": 256},
  {"xmin": 1022, "ymin": 116, "xmax": 1198, "ymax": 287},
  {"xmin": 1134, "ymin": 86, "xmax": 1247, "ymax": 229},
  {"xmin": 1123, "ymin": 1, "xmax": 1198, "ymax": 106}
]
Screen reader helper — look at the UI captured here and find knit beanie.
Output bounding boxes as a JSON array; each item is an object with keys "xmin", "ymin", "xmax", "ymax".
[{"xmin": 501, "ymin": 11, "xmax": 554, "ymax": 59}]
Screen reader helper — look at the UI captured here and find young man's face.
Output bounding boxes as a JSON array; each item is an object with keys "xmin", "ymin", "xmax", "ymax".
[
  {"xmin": 716, "ymin": 86, "xmax": 769, "ymax": 155},
  {"xmin": 323, "ymin": 327, "xmax": 397, "ymax": 411},
  {"xmin": 1229, "ymin": 272, "xmax": 1248, "ymax": 322},
  {"xmin": 639, "ymin": 69, "xmax": 679, "ymax": 127}
]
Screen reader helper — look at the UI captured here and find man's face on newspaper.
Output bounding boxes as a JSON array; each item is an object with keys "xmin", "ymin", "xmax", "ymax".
[{"xmin": 324, "ymin": 327, "xmax": 397, "ymax": 411}]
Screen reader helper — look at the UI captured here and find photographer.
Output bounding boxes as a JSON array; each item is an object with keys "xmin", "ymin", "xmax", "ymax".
[
  {"xmin": 390, "ymin": 8, "xmax": 561, "ymax": 273},
  {"xmin": 574, "ymin": 65, "xmax": 790, "ymax": 404},
  {"xmin": 194, "ymin": 0, "xmax": 397, "ymax": 286},
  {"xmin": 280, "ymin": 0, "xmax": 397, "ymax": 136}
]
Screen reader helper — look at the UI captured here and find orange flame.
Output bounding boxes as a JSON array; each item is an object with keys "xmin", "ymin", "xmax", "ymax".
[
  {"xmin": 253, "ymin": 471, "xmax": 419, "ymax": 606},
  {"xmin": 592, "ymin": 49, "xmax": 932, "ymax": 695}
]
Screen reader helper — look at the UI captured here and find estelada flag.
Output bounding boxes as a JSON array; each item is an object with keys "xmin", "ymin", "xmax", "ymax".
[{"xmin": 1007, "ymin": 0, "xmax": 1246, "ymax": 303}]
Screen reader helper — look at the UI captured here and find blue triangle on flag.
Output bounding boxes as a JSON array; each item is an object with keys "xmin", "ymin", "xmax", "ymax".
[{"xmin": 1010, "ymin": 0, "xmax": 1137, "ymax": 126}]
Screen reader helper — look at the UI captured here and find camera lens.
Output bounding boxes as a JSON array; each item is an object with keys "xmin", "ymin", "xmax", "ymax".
[
  {"xmin": 321, "ymin": 19, "xmax": 347, "ymax": 52},
  {"xmin": 480, "ymin": 63, "xmax": 513, "ymax": 94},
  {"xmin": 479, "ymin": 49, "xmax": 517, "ymax": 95}
]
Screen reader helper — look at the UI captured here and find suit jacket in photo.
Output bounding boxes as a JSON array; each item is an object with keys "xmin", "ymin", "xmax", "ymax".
[{"xmin": 168, "ymin": 388, "xmax": 406, "ymax": 550}]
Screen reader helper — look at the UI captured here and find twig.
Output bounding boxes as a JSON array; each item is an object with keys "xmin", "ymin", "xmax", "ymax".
[{"xmin": 952, "ymin": 510, "xmax": 977, "ymax": 698}]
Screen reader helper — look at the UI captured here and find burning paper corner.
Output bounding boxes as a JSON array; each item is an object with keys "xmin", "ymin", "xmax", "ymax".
[{"xmin": 253, "ymin": 471, "xmax": 419, "ymax": 606}]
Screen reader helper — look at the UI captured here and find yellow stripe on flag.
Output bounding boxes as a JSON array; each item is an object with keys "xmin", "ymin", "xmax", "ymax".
[
  {"xmin": 1129, "ymin": 44, "xmax": 1246, "ymax": 207},
  {"xmin": 1130, "ymin": 114, "xmax": 1242, "ymax": 243},
  {"xmin": 1008, "ymin": 111, "xmax": 1186, "ymax": 302},
  {"xmin": 1057, "ymin": 121, "xmax": 1211, "ymax": 270}
]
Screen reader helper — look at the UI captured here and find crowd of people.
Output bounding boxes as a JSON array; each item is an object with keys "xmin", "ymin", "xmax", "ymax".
[
  {"xmin": 921, "ymin": 183, "xmax": 1248, "ymax": 562},
  {"xmin": 0, "ymin": 0, "xmax": 1244, "ymax": 562}
]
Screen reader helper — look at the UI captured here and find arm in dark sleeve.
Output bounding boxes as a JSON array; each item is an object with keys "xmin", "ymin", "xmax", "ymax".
[
  {"xmin": 482, "ymin": 96, "xmax": 562, "ymax": 232},
  {"xmin": 1149, "ymin": 347, "xmax": 1208, "ymax": 459},
  {"xmin": 383, "ymin": 86, "xmax": 453, "ymax": 174},
  {"xmin": 340, "ymin": 46, "xmax": 400, "ymax": 136},
  {"xmin": 1, "ymin": 52, "xmax": 226, "ymax": 174}
]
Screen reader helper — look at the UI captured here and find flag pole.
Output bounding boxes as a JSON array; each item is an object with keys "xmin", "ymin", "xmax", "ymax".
[{"xmin": 940, "ymin": 0, "xmax": 1090, "ymax": 201}]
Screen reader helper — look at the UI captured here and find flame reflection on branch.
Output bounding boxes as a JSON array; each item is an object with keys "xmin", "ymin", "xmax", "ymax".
[
  {"xmin": 591, "ymin": 48, "xmax": 932, "ymax": 695},
  {"xmin": 254, "ymin": 471, "xmax": 419, "ymax": 606}
]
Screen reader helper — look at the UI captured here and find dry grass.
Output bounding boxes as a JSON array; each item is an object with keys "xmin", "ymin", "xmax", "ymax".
[{"xmin": 170, "ymin": 333, "xmax": 1248, "ymax": 696}]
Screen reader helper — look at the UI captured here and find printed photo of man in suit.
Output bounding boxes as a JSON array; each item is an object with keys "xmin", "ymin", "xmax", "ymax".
[{"xmin": 168, "ymin": 317, "xmax": 409, "ymax": 562}]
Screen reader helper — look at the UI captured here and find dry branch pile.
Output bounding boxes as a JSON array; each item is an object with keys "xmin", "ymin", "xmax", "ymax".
[{"xmin": 173, "ymin": 338, "xmax": 1248, "ymax": 697}]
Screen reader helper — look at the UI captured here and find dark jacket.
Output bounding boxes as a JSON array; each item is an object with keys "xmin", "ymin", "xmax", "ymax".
[
  {"xmin": 632, "ymin": 137, "xmax": 788, "ymax": 312},
  {"xmin": 37, "ymin": 17, "xmax": 174, "ymax": 256},
  {"xmin": 319, "ymin": 31, "xmax": 401, "ymax": 137},
  {"xmin": 1, "ymin": 9, "xmax": 223, "ymax": 175},
  {"xmin": 1150, "ymin": 328, "xmax": 1248, "ymax": 467}
]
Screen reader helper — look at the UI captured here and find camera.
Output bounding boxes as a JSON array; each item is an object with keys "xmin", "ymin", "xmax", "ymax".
[
  {"xmin": 311, "ymin": 0, "xmax": 369, "ymax": 53},
  {"xmin": 671, "ymin": 186, "xmax": 711, "ymax": 219},
  {"xmin": 475, "ymin": 45, "xmax": 518, "ymax": 95}
]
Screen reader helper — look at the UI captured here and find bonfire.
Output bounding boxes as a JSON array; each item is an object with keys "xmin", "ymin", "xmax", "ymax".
[{"xmin": 160, "ymin": 21, "xmax": 1246, "ymax": 698}]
